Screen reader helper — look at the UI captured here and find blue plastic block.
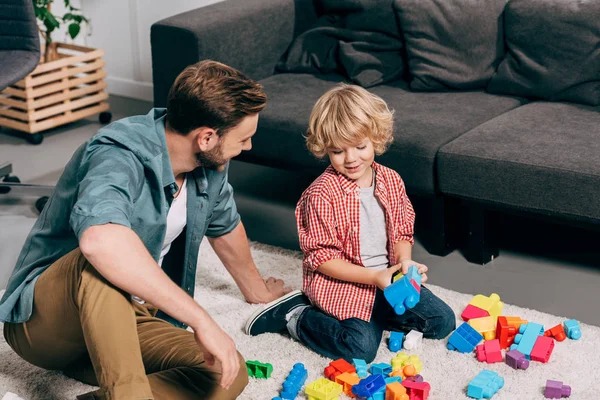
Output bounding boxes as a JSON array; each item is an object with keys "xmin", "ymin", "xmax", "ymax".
[
  {"xmin": 353, "ymin": 358, "xmax": 368, "ymax": 378},
  {"xmin": 447, "ymin": 322, "xmax": 484, "ymax": 353},
  {"xmin": 352, "ymin": 374, "xmax": 386, "ymax": 398},
  {"xmin": 467, "ymin": 370, "xmax": 504, "ymax": 399},
  {"xmin": 369, "ymin": 363, "xmax": 392, "ymax": 376},
  {"xmin": 564, "ymin": 319, "xmax": 582, "ymax": 340},
  {"xmin": 369, "ymin": 385, "xmax": 386, "ymax": 400},
  {"xmin": 385, "ymin": 376, "xmax": 402, "ymax": 385},
  {"xmin": 384, "ymin": 265, "xmax": 421, "ymax": 315},
  {"xmin": 389, "ymin": 331, "xmax": 405, "ymax": 352},
  {"xmin": 279, "ymin": 363, "xmax": 307, "ymax": 399},
  {"xmin": 509, "ymin": 323, "xmax": 543, "ymax": 359}
]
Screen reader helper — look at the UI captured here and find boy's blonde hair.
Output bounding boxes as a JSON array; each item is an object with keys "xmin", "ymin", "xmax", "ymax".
[{"xmin": 306, "ymin": 83, "xmax": 394, "ymax": 158}]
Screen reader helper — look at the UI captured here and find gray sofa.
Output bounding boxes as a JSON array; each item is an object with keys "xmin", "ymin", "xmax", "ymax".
[{"xmin": 151, "ymin": 0, "xmax": 600, "ymax": 264}]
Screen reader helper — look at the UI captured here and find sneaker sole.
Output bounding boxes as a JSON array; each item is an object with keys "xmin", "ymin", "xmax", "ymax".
[{"xmin": 244, "ymin": 289, "xmax": 304, "ymax": 335}]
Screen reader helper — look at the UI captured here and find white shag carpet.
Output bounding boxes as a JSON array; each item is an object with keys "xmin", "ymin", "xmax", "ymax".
[{"xmin": 1, "ymin": 240, "xmax": 599, "ymax": 400}]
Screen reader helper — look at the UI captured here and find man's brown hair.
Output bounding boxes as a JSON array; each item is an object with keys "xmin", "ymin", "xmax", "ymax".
[{"xmin": 166, "ymin": 60, "xmax": 267, "ymax": 135}]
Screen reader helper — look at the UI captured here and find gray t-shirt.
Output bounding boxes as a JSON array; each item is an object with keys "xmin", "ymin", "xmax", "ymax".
[{"xmin": 359, "ymin": 177, "xmax": 389, "ymax": 270}]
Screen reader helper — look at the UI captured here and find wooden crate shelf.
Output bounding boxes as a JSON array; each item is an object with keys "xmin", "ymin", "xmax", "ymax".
[{"xmin": 0, "ymin": 43, "xmax": 110, "ymax": 138}]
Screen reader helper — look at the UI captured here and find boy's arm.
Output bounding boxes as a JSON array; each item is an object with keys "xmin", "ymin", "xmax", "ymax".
[{"xmin": 317, "ymin": 259, "xmax": 402, "ymax": 290}]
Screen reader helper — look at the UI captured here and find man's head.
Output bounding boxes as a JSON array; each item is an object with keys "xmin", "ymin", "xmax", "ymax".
[{"xmin": 166, "ymin": 60, "xmax": 267, "ymax": 171}]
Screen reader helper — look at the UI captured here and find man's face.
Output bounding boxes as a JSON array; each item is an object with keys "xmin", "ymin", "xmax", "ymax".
[{"xmin": 195, "ymin": 114, "xmax": 258, "ymax": 171}]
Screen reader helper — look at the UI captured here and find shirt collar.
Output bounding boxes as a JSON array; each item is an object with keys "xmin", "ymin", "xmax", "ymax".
[{"xmin": 332, "ymin": 161, "xmax": 382, "ymax": 194}]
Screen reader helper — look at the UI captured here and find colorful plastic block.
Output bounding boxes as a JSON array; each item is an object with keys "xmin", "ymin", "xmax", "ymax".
[
  {"xmin": 404, "ymin": 375, "xmax": 424, "ymax": 383},
  {"xmin": 447, "ymin": 322, "xmax": 484, "ymax": 353},
  {"xmin": 385, "ymin": 376, "xmax": 403, "ymax": 385},
  {"xmin": 476, "ymin": 339, "xmax": 502, "ymax": 363},
  {"xmin": 389, "ymin": 331, "xmax": 405, "ymax": 352},
  {"xmin": 544, "ymin": 324, "xmax": 567, "ymax": 342},
  {"xmin": 461, "ymin": 304, "xmax": 490, "ymax": 322},
  {"xmin": 467, "ymin": 370, "xmax": 504, "ymax": 399},
  {"xmin": 544, "ymin": 380, "xmax": 571, "ymax": 398},
  {"xmin": 352, "ymin": 374, "xmax": 386, "ymax": 398},
  {"xmin": 279, "ymin": 363, "xmax": 308, "ymax": 399},
  {"xmin": 353, "ymin": 358, "xmax": 368, "ymax": 378},
  {"xmin": 496, "ymin": 316, "xmax": 518, "ymax": 349},
  {"xmin": 305, "ymin": 378, "xmax": 343, "ymax": 400},
  {"xmin": 469, "ymin": 316, "xmax": 497, "ymax": 340},
  {"xmin": 505, "ymin": 349, "xmax": 529, "ymax": 370},
  {"xmin": 563, "ymin": 319, "xmax": 581, "ymax": 340},
  {"xmin": 401, "ymin": 380, "xmax": 431, "ymax": 400},
  {"xmin": 505, "ymin": 316, "xmax": 528, "ymax": 330},
  {"xmin": 403, "ymin": 330, "xmax": 423, "ymax": 350},
  {"xmin": 246, "ymin": 360, "xmax": 273, "ymax": 379},
  {"xmin": 385, "ymin": 381, "xmax": 409, "ymax": 400},
  {"xmin": 391, "ymin": 353, "xmax": 423, "ymax": 374},
  {"xmin": 370, "ymin": 363, "xmax": 393, "ymax": 376},
  {"xmin": 384, "ymin": 265, "xmax": 421, "ymax": 315},
  {"xmin": 335, "ymin": 372, "xmax": 360, "ymax": 397},
  {"xmin": 324, "ymin": 358, "xmax": 356, "ymax": 381},
  {"xmin": 531, "ymin": 336, "xmax": 555, "ymax": 363},
  {"xmin": 509, "ymin": 322, "xmax": 544, "ymax": 359},
  {"xmin": 469, "ymin": 293, "xmax": 503, "ymax": 320}
]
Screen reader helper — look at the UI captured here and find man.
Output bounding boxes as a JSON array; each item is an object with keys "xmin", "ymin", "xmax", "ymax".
[{"xmin": 0, "ymin": 60, "xmax": 291, "ymax": 399}]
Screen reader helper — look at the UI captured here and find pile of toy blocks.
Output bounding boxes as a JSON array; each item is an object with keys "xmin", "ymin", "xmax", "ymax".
[{"xmin": 446, "ymin": 293, "xmax": 582, "ymax": 399}]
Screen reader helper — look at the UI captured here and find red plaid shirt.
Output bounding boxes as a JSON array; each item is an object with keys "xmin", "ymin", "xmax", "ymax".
[{"xmin": 296, "ymin": 162, "xmax": 415, "ymax": 322}]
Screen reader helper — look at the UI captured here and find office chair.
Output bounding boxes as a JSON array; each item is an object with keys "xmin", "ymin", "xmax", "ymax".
[{"xmin": 0, "ymin": 0, "xmax": 54, "ymax": 212}]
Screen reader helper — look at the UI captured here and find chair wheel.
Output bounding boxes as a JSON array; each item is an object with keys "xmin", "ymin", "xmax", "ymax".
[
  {"xmin": 99, "ymin": 112, "xmax": 112, "ymax": 124},
  {"xmin": 26, "ymin": 133, "xmax": 43, "ymax": 145},
  {"xmin": 35, "ymin": 196, "xmax": 49, "ymax": 213},
  {"xmin": 0, "ymin": 175, "xmax": 20, "ymax": 194}
]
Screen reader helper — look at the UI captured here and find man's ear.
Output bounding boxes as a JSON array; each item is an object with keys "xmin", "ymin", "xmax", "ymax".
[{"xmin": 192, "ymin": 127, "xmax": 219, "ymax": 151}]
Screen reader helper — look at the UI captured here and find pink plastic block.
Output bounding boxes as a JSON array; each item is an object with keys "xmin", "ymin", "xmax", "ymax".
[
  {"xmin": 461, "ymin": 304, "xmax": 490, "ymax": 322},
  {"xmin": 531, "ymin": 336, "xmax": 555, "ymax": 363},
  {"xmin": 476, "ymin": 339, "xmax": 503, "ymax": 363},
  {"xmin": 402, "ymin": 380, "xmax": 430, "ymax": 400}
]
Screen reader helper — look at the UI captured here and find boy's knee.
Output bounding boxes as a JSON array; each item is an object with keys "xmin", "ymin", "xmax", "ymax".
[
  {"xmin": 342, "ymin": 330, "xmax": 380, "ymax": 363},
  {"xmin": 427, "ymin": 313, "xmax": 456, "ymax": 340}
]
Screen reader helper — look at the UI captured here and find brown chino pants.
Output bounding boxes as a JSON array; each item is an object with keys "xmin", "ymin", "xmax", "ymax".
[{"xmin": 3, "ymin": 248, "xmax": 248, "ymax": 399}]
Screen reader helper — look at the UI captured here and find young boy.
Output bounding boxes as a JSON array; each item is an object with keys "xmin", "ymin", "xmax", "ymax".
[{"xmin": 245, "ymin": 84, "xmax": 455, "ymax": 362}]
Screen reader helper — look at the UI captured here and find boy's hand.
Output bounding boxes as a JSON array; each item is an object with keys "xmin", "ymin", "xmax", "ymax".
[
  {"xmin": 399, "ymin": 259, "xmax": 429, "ymax": 283},
  {"xmin": 374, "ymin": 263, "xmax": 403, "ymax": 290}
]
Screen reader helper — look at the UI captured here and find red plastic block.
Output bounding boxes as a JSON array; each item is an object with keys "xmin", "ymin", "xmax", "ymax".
[
  {"xmin": 544, "ymin": 324, "xmax": 567, "ymax": 342},
  {"xmin": 401, "ymin": 380, "xmax": 431, "ymax": 400},
  {"xmin": 531, "ymin": 336, "xmax": 555, "ymax": 363},
  {"xmin": 324, "ymin": 358, "xmax": 356, "ymax": 381},
  {"xmin": 476, "ymin": 339, "xmax": 503, "ymax": 363},
  {"xmin": 496, "ymin": 316, "xmax": 518, "ymax": 349},
  {"xmin": 461, "ymin": 304, "xmax": 490, "ymax": 322}
]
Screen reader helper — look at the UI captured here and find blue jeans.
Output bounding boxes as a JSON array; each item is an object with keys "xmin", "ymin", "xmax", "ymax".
[{"xmin": 293, "ymin": 287, "xmax": 456, "ymax": 363}]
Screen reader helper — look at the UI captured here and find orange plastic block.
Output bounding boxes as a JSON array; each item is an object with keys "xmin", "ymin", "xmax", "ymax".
[
  {"xmin": 389, "ymin": 369, "xmax": 405, "ymax": 380},
  {"xmin": 469, "ymin": 293, "xmax": 503, "ymax": 319},
  {"xmin": 386, "ymin": 381, "xmax": 409, "ymax": 400},
  {"xmin": 335, "ymin": 372, "xmax": 360, "ymax": 397},
  {"xmin": 476, "ymin": 339, "xmax": 503, "ymax": 363},
  {"xmin": 468, "ymin": 316, "xmax": 497, "ymax": 340},
  {"xmin": 531, "ymin": 335, "xmax": 555, "ymax": 363},
  {"xmin": 461, "ymin": 304, "xmax": 490, "ymax": 322},
  {"xmin": 324, "ymin": 358, "xmax": 356, "ymax": 381},
  {"xmin": 544, "ymin": 324, "xmax": 567, "ymax": 342},
  {"xmin": 505, "ymin": 316, "xmax": 527, "ymax": 330}
]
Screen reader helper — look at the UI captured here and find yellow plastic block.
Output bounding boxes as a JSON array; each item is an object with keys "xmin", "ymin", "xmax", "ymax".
[
  {"xmin": 335, "ymin": 372, "xmax": 360, "ymax": 397},
  {"xmin": 305, "ymin": 377, "xmax": 343, "ymax": 400},
  {"xmin": 469, "ymin": 316, "xmax": 497, "ymax": 340},
  {"xmin": 391, "ymin": 353, "xmax": 423, "ymax": 373},
  {"xmin": 469, "ymin": 293, "xmax": 503, "ymax": 319}
]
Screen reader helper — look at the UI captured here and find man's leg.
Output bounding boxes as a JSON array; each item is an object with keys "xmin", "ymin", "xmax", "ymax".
[
  {"xmin": 384, "ymin": 286, "xmax": 456, "ymax": 339},
  {"xmin": 3, "ymin": 248, "xmax": 153, "ymax": 399}
]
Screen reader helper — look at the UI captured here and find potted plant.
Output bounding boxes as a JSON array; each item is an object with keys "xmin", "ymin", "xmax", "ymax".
[{"xmin": 0, "ymin": 0, "xmax": 111, "ymax": 144}]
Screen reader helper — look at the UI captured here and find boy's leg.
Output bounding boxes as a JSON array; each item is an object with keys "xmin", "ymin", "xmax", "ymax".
[
  {"xmin": 384, "ymin": 286, "xmax": 456, "ymax": 339},
  {"xmin": 3, "ymin": 248, "xmax": 154, "ymax": 399}
]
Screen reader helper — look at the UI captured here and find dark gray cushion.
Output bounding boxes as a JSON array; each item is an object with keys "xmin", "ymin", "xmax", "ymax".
[
  {"xmin": 438, "ymin": 102, "xmax": 600, "ymax": 221},
  {"xmin": 487, "ymin": 0, "xmax": 600, "ymax": 106},
  {"xmin": 236, "ymin": 73, "xmax": 526, "ymax": 195},
  {"xmin": 392, "ymin": 0, "xmax": 508, "ymax": 91}
]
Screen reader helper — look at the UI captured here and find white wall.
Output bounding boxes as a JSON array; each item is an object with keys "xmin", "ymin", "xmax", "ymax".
[{"xmin": 50, "ymin": 0, "xmax": 224, "ymax": 102}]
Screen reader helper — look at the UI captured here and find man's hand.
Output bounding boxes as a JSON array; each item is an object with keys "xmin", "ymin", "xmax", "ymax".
[
  {"xmin": 193, "ymin": 317, "xmax": 239, "ymax": 390},
  {"xmin": 246, "ymin": 277, "xmax": 291, "ymax": 304},
  {"xmin": 399, "ymin": 259, "xmax": 428, "ymax": 283}
]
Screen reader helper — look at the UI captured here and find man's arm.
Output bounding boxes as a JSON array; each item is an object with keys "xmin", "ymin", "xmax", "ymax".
[{"xmin": 207, "ymin": 222, "xmax": 289, "ymax": 303}]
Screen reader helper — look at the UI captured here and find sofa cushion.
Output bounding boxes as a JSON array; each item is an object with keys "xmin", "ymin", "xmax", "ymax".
[
  {"xmin": 237, "ymin": 73, "xmax": 526, "ymax": 195},
  {"xmin": 438, "ymin": 102, "xmax": 600, "ymax": 221},
  {"xmin": 392, "ymin": 0, "xmax": 508, "ymax": 91},
  {"xmin": 487, "ymin": 0, "xmax": 600, "ymax": 106}
]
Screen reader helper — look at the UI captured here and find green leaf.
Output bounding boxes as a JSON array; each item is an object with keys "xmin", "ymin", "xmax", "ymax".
[
  {"xmin": 43, "ymin": 12, "xmax": 60, "ymax": 33},
  {"xmin": 68, "ymin": 23, "xmax": 80, "ymax": 39}
]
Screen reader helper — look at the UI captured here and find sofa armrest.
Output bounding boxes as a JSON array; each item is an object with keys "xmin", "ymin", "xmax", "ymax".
[{"xmin": 151, "ymin": 0, "xmax": 318, "ymax": 107}]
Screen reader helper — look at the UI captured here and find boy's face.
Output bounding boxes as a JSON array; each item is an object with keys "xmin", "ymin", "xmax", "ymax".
[{"xmin": 327, "ymin": 137, "xmax": 375, "ymax": 187}]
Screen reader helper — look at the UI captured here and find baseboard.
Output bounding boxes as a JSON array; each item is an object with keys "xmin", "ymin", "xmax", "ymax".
[{"xmin": 105, "ymin": 76, "xmax": 154, "ymax": 102}]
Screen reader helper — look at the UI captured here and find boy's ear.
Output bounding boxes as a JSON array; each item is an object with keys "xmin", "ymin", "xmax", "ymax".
[{"xmin": 192, "ymin": 127, "xmax": 219, "ymax": 151}]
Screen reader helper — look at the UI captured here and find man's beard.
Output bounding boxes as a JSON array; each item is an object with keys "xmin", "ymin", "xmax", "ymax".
[{"xmin": 195, "ymin": 142, "xmax": 227, "ymax": 170}]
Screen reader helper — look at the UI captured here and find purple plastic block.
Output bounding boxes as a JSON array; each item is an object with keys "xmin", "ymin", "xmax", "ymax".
[
  {"xmin": 544, "ymin": 380, "xmax": 571, "ymax": 399},
  {"xmin": 404, "ymin": 374, "xmax": 424, "ymax": 383},
  {"xmin": 505, "ymin": 349, "xmax": 529, "ymax": 370}
]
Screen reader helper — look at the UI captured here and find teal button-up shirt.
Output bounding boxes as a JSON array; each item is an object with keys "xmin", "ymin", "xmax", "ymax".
[{"xmin": 0, "ymin": 108, "xmax": 240, "ymax": 327}]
